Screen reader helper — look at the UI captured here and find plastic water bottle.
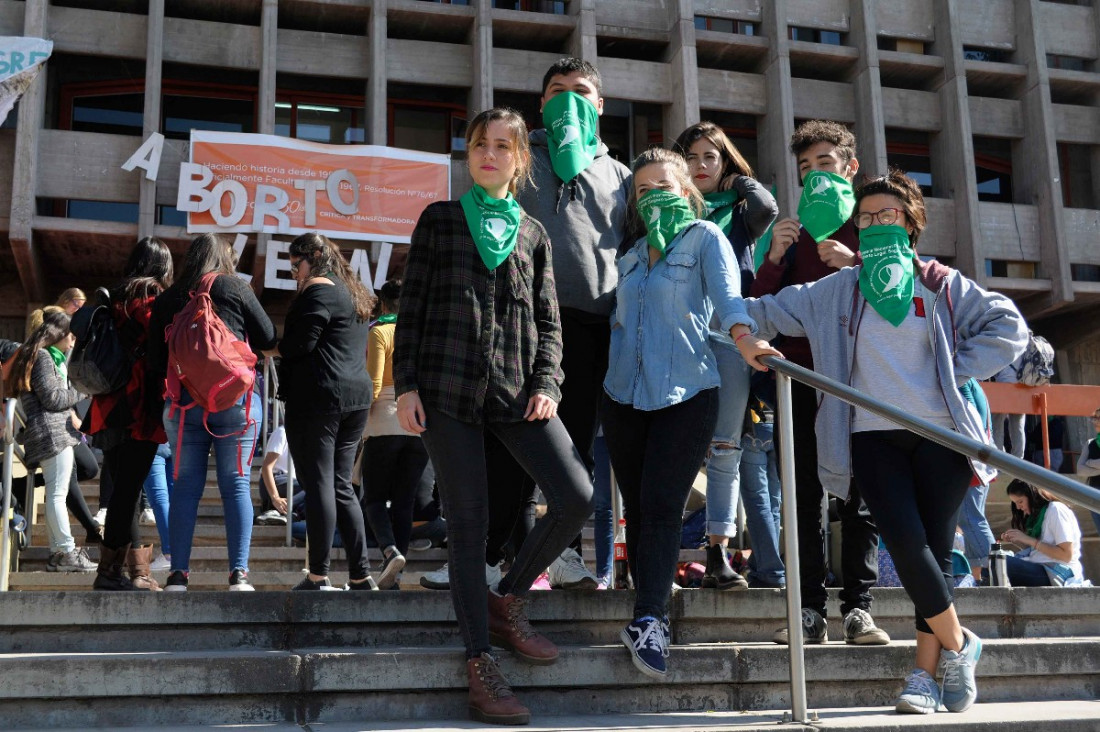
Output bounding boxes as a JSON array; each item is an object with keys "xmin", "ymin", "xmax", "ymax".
[
  {"xmin": 989, "ymin": 542, "xmax": 1012, "ymax": 587},
  {"xmin": 613, "ymin": 518, "xmax": 632, "ymax": 589}
]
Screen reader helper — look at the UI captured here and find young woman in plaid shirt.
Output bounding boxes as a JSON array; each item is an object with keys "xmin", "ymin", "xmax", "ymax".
[{"xmin": 394, "ymin": 108, "xmax": 593, "ymax": 726}]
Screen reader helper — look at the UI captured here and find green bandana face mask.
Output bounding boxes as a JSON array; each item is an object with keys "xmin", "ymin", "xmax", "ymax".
[
  {"xmin": 375, "ymin": 314, "xmax": 397, "ymax": 325},
  {"xmin": 638, "ymin": 189, "xmax": 697, "ymax": 258},
  {"xmin": 459, "ymin": 185, "xmax": 522, "ymax": 272},
  {"xmin": 542, "ymin": 91, "xmax": 600, "ymax": 183},
  {"xmin": 703, "ymin": 190, "xmax": 738, "ymax": 236},
  {"xmin": 858, "ymin": 224, "xmax": 915, "ymax": 327},
  {"xmin": 798, "ymin": 170, "xmax": 856, "ymax": 243}
]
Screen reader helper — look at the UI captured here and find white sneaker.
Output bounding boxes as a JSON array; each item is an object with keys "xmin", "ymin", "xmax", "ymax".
[
  {"xmin": 420, "ymin": 562, "xmax": 450, "ymax": 590},
  {"xmin": 150, "ymin": 552, "xmax": 171, "ymax": 571},
  {"xmin": 485, "ymin": 561, "xmax": 502, "ymax": 589},
  {"xmin": 140, "ymin": 508, "xmax": 156, "ymax": 525},
  {"xmin": 94, "ymin": 508, "xmax": 107, "ymax": 525},
  {"xmin": 547, "ymin": 547, "xmax": 598, "ymax": 590}
]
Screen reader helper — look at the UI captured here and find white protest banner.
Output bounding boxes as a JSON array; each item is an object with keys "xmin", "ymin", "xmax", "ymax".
[
  {"xmin": 0, "ymin": 37, "xmax": 53, "ymax": 126},
  {"xmin": 180, "ymin": 131, "xmax": 450, "ymax": 242}
]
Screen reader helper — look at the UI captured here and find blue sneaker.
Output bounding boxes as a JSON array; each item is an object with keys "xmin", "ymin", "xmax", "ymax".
[
  {"xmin": 620, "ymin": 616, "xmax": 668, "ymax": 679},
  {"xmin": 895, "ymin": 669, "xmax": 940, "ymax": 714},
  {"xmin": 940, "ymin": 627, "xmax": 982, "ymax": 712}
]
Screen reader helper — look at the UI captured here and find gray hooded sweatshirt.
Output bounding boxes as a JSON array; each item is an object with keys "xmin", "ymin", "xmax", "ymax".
[
  {"xmin": 518, "ymin": 129, "xmax": 631, "ymax": 317},
  {"xmin": 745, "ymin": 258, "xmax": 1028, "ymax": 500}
]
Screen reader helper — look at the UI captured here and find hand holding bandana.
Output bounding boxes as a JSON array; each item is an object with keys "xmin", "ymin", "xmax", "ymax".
[
  {"xmin": 638, "ymin": 189, "xmax": 697, "ymax": 258},
  {"xmin": 798, "ymin": 170, "xmax": 855, "ymax": 243},
  {"xmin": 459, "ymin": 185, "xmax": 521, "ymax": 271},
  {"xmin": 542, "ymin": 91, "xmax": 600, "ymax": 183},
  {"xmin": 857, "ymin": 224, "xmax": 915, "ymax": 327},
  {"xmin": 703, "ymin": 190, "xmax": 738, "ymax": 236}
]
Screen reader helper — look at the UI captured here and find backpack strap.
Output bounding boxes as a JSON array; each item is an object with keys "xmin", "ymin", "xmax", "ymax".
[{"xmin": 197, "ymin": 271, "xmax": 220, "ymax": 297}]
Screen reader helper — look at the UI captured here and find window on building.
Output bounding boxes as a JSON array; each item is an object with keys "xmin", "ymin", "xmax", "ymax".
[
  {"xmin": 986, "ymin": 259, "xmax": 1037, "ymax": 278},
  {"xmin": 1057, "ymin": 143, "xmax": 1096, "ymax": 209},
  {"xmin": 275, "ymin": 95, "xmax": 365, "ymax": 144},
  {"xmin": 163, "ymin": 90, "xmax": 255, "ymax": 139},
  {"xmin": 878, "ymin": 37, "xmax": 927, "ymax": 54},
  {"xmin": 886, "ymin": 130, "xmax": 933, "ymax": 196},
  {"xmin": 491, "ymin": 0, "xmax": 565, "ymax": 11},
  {"xmin": 694, "ymin": 16, "xmax": 756, "ymax": 35},
  {"xmin": 1047, "ymin": 54, "xmax": 1088, "ymax": 71},
  {"xmin": 973, "ymin": 136, "xmax": 1013, "ymax": 203},
  {"xmin": 70, "ymin": 91, "xmax": 144, "ymax": 135},
  {"xmin": 389, "ymin": 102, "xmax": 466, "ymax": 154},
  {"xmin": 963, "ymin": 46, "xmax": 1011, "ymax": 63},
  {"xmin": 418, "ymin": 0, "xmax": 470, "ymax": 5},
  {"xmin": 789, "ymin": 26, "xmax": 843, "ymax": 45}
]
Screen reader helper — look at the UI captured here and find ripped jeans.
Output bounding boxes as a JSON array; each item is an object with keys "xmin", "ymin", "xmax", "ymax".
[{"xmin": 704, "ymin": 336, "xmax": 751, "ymax": 538}]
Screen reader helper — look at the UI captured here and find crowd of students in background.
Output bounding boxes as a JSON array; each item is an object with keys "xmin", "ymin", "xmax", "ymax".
[{"xmin": 3, "ymin": 54, "xmax": 1098, "ymax": 729}]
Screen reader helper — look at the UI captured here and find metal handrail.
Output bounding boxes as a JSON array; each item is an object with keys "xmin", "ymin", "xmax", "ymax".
[
  {"xmin": 763, "ymin": 355, "xmax": 1100, "ymax": 724},
  {"xmin": 1, "ymin": 398, "xmax": 17, "ymax": 591}
]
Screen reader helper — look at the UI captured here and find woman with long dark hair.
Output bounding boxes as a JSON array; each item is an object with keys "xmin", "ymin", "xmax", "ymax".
[
  {"xmin": 84, "ymin": 236, "xmax": 175, "ymax": 590},
  {"xmin": 6, "ymin": 310, "xmax": 95, "ymax": 572},
  {"xmin": 277, "ymin": 232, "xmax": 377, "ymax": 591},
  {"xmin": 1000, "ymin": 479, "xmax": 1084, "ymax": 586},
  {"xmin": 149, "ymin": 233, "xmax": 277, "ymax": 591}
]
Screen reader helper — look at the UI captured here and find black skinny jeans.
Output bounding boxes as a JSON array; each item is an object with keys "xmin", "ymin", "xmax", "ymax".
[
  {"xmin": 851, "ymin": 430, "xmax": 973, "ymax": 634},
  {"xmin": 778, "ymin": 379, "xmax": 879, "ymax": 617},
  {"xmin": 601, "ymin": 388, "xmax": 719, "ymax": 620},
  {"xmin": 102, "ymin": 438, "xmax": 159, "ymax": 550},
  {"xmin": 420, "ymin": 405, "xmax": 593, "ymax": 658},
  {"xmin": 484, "ymin": 432, "xmax": 538, "ymax": 566},
  {"xmin": 285, "ymin": 409, "xmax": 371, "ymax": 580},
  {"xmin": 361, "ymin": 434, "xmax": 435, "ymax": 555},
  {"xmin": 67, "ymin": 441, "xmax": 99, "ymax": 534}
]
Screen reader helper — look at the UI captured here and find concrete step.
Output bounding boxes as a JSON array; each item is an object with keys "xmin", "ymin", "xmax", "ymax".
[
  {"xmin": 11, "ymin": 702, "xmax": 1099, "ymax": 732},
  {"xmin": 27, "ymin": 523, "xmax": 295, "ymax": 548},
  {"xmin": 1, "ymin": 588, "xmax": 1097, "ymax": 653},
  {"xmin": 0, "ymin": 639, "xmax": 1095, "ymax": 728}
]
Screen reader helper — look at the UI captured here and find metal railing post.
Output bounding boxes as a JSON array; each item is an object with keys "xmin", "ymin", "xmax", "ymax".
[
  {"xmin": 1, "ymin": 399, "xmax": 18, "ymax": 592},
  {"xmin": 775, "ymin": 372, "xmax": 809, "ymax": 723},
  {"xmin": 285, "ymin": 453, "xmax": 295, "ymax": 548}
]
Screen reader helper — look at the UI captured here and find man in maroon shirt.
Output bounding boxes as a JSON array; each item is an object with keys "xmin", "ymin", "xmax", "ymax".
[{"xmin": 750, "ymin": 120, "xmax": 889, "ymax": 647}]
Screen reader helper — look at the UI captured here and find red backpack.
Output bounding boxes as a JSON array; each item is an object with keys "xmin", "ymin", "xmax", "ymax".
[{"xmin": 165, "ymin": 272, "xmax": 258, "ymax": 477}]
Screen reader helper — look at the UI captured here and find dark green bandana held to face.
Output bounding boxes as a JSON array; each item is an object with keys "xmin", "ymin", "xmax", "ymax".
[
  {"xmin": 798, "ymin": 170, "xmax": 855, "ymax": 243},
  {"xmin": 542, "ymin": 91, "xmax": 600, "ymax": 183},
  {"xmin": 857, "ymin": 224, "xmax": 915, "ymax": 327},
  {"xmin": 459, "ymin": 185, "xmax": 521, "ymax": 272},
  {"xmin": 703, "ymin": 190, "xmax": 739, "ymax": 236},
  {"xmin": 638, "ymin": 189, "xmax": 697, "ymax": 258}
]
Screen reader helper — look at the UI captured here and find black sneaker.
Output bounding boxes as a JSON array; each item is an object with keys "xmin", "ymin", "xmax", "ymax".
[
  {"xmin": 292, "ymin": 575, "xmax": 340, "ymax": 591},
  {"xmin": 228, "ymin": 568, "xmax": 255, "ymax": 591},
  {"xmin": 345, "ymin": 576, "xmax": 379, "ymax": 591},
  {"xmin": 377, "ymin": 545, "xmax": 406, "ymax": 590},
  {"xmin": 164, "ymin": 570, "xmax": 189, "ymax": 592},
  {"xmin": 620, "ymin": 616, "xmax": 669, "ymax": 679}
]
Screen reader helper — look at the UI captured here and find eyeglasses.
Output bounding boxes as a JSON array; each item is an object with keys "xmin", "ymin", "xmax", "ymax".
[
  {"xmin": 853, "ymin": 207, "xmax": 902, "ymax": 229},
  {"xmin": 290, "ymin": 260, "xmax": 302, "ymax": 274}
]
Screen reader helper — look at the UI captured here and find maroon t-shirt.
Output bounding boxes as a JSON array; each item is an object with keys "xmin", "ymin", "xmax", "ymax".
[{"xmin": 749, "ymin": 219, "xmax": 861, "ymax": 369}]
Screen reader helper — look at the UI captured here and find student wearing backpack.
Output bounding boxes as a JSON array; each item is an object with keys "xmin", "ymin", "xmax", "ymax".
[
  {"xmin": 149, "ymin": 233, "xmax": 277, "ymax": 592},
  {"xmin": 83, "ymin": 237, "xmax": 175, "ymax": 590},
  {"xmin": 274, "ymin": 232, "xmax": 377, "ymax": 592}
]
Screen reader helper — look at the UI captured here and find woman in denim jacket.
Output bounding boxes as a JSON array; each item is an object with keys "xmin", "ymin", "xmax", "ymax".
[{"xmin": 602, "ymin": 147, "xmax": 756, "ymax": 680}]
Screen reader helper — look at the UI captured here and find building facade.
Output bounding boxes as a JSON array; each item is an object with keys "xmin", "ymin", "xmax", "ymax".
[{"xmin": 1, "ymin": 0, "xmax": 1098, "ymax": 419}]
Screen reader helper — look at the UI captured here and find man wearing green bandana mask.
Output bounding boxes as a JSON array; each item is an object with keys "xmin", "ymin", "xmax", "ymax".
[{"xmin": 481, "ymin": 58, "xmax": 630, "ymax": 591}]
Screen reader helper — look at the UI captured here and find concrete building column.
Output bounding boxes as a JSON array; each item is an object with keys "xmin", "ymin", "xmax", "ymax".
[
  {"xmin": 469, "ymin": 0, "xmax": 493, "ymax": 116},
  {"xmin": 848, "ymin": 0, "xmax": 888, "ymax": 175},
  {"xmin": 663, "ymin": 0, "xmax": 700, "ymax": 142},
  {"xmin": 9, "ymin": 0, "xmax": 48, "ymax": 304},
  {"xmin": 928, "ymin": 0, "xmax": 985, "ymax": 284},
  {"xmin": 138, "ymin": 0, "xmax": 164, "ymax": 240},
  {"xmin": 758, "ymin": 0, "xmax": 798, "ymax": 215},
  {"xmin": 568, "ymin": 0, "xmax": 597, "ymax": 63},
  {"xmin": 1013, "ymin": 0, "xmax": 1073, "ymax": 314},
  {"xmin": 251, "ymin": 0, "xmax": 279, "ymax": 291},
  {"xmin": 366, "ymin": 0, "xmax": 388, "ymax": 146}
]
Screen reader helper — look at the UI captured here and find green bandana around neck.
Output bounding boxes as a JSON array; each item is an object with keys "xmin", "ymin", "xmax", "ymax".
[
  {"xmin": 541, "ymin": 91, "xmax": 600, "ymax": 182},
  {"xmin": 638, "ymin": 189, "xmax": 697, "ymax": 258},
  {"xmin": 752, "ymin": 183, "xmax": 780, "ymax": 272},
  {"xmin": 857, "ymin": 224, "xmax": 915, "ymax": 327},
  {"xmin": 1024, "ymin": 503, "xmax": 1048, "ymax": 540},
  {"xmin": 459, "ymin": 185, "xmax": 522, "ymax": 271},
  {"xmin": 797, "ymin": 170, "xmax": 855, "ymax": 243},
  {"xmin": 375, "ymin": 314, "xmax": 397, "ymax": 325},
  {"xmin": 47, "ymin": 345, "xmax": 68, "ymax": 379},
  {"xmin": 1094, "ymin": 431, "xmax": 1100, "ymax": 450},
  {"xmin": 703, "ymin": 190, "xmax": 738, "ymax": 236}
]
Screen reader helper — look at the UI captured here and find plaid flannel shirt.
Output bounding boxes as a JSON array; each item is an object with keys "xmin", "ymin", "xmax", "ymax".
[{"xmin": 394, "ymin": 200, "xmax": 563, "ymax": 425}]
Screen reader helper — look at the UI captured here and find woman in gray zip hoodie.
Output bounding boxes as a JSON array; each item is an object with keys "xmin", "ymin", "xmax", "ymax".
[{"xmin": 737, "ymin": 171, "xmax": 1027, "ymax": 717}]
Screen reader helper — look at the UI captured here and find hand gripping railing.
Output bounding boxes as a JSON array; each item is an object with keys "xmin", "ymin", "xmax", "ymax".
[
  {"xmin": 1, "ymin": 398, "xmax": 17, "ymax": 591},
  {"xmin": 761, "ymin": 355, "xmax": 1100, "ymax": 724}
]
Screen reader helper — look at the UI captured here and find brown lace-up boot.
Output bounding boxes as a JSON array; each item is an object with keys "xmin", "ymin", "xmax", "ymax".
[
  {"xmin": 487, "ymin": 589, "xmax": 559, "ymax": 664},
  {"xmin": 93, "ymin": 543, "xmax": 138, "ymax": 591},
  {"xmin": 127, "ymin": 544, "xmax": 162, "ymax": 591},
  {"xmin": 466, "ymin": 652, "xmax": 530, "ymax": 725}
]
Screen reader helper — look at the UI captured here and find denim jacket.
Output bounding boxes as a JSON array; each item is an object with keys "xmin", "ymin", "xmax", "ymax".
[{"xmin": 604, "ymin": 220, "xmax": 755, "ymax": 411}]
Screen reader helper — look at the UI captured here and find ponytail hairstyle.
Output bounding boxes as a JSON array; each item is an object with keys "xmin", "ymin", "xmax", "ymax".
[
  {"xmin": 289, "ymin": 233, "xmax": 376, "ymax": 321},
  {"xmin": 6, "ymin": 309, "xmax": 72, "ymax": 397},
  {"xmin": 625, "ymin": 146, "xmax": 706, "ymax": 241},
  {"xmin": 377, "ymin": 278, "xmax": 402, "ymax": 316}
]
